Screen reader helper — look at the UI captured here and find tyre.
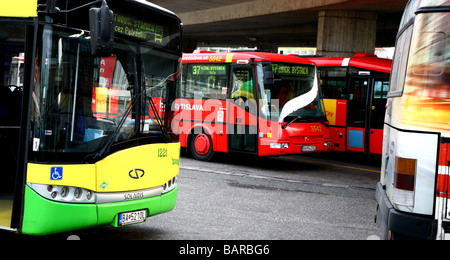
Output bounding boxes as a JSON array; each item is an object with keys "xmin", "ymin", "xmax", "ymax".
[{"xmin": 190, "ymin": 131, "xmax": 215, "ymax": 161}]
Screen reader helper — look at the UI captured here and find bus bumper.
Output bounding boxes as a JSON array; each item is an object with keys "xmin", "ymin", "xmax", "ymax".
[
  {"xmin": 375, "ymin": 182, "xmax": 437, "ymax": 240},
  {"xmin": 98, "ymin": 185, "xmax": 178, "ymax": 228},
  {"xmin": 259, "ymin": 139, "xmax": 332, "ymax": 157},
  {"xmin": 21, "ymin": 185, "xmax": 178, "ymax": 236}
]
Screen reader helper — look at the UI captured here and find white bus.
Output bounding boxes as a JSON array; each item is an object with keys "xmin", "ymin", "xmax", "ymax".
[{"xmin": 375, "ymin": 0, "xmax": 450, "ymax": 239}]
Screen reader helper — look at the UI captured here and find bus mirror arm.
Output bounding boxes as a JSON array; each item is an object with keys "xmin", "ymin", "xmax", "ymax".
[
  {"xmin": 45, "ymin": 0, "xmax": 59, "ymax": 13},
  {"xmin": 89, "ymin": 0, "xmax": 114, "ymax": 57}
]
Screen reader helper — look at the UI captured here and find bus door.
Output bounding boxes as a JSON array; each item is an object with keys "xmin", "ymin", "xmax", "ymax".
[
  {"xmin": 347, "ymin": 76, "xmax": 370, "ymax": 153},
  {"xmin": 347, "ymin": 76, "xmax": 388, "ymax": 154},
  {"xmin": 369, "ymin": 78, "xmax": 389, "ymax": 154},
  {"xmin": 0, "ymin": 41, "xmax": 25, "ymax": 230},
  {"xmin": 228, "ymin": 66, "xmax": 258, "ymax": 153},
  {"xmin": 440, "ymin": 139, "xmax": 450, "ymax": 228}
]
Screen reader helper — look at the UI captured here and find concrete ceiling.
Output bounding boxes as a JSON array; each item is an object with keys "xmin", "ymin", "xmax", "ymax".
[{"xmin": 151, "ymin": 0, "xmax": 409, "ymax": 49}]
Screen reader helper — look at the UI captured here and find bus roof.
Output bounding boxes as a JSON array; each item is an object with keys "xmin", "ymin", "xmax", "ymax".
[
  {"xmin": 183, "ymin": 50, "xmax": 316, "ymax": 65},
  {"xmin": 399, "ymin": 0, "xmax": 449, "ymax": 33},
  {"xmin": 306, "ymin": 53, "xmax": 392, "ymax": 74}
]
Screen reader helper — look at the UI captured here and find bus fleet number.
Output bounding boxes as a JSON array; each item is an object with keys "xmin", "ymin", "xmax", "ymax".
[
  {"xmin": 209, "ymin": 56, "xmax": 222, "ymax": 62},
  {"xmin": 158, "ymin": 148, "xmax": 168, "ymax": 157},
  {"xmin": 311, "ymin": 126, "xmax": 322, "ymax": 132}
]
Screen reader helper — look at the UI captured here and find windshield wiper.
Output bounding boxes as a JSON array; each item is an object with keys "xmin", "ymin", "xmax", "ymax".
[
  {"xmin": 142, "ymin": 62, "xmax": 171, "ymax": 143},
  {"xmin": 91, "ymin": 60, "xmax": 141, "ymax": 162},
  {"xmin": 93, "ymin": 90, "xmax": 141, "ymax": 161},
  {"xmin": 147, "ymin": 95, "xmax": 171, "ymax": 142},
  {"xmin": 282, "ymin": 115, "xmax": 327, "ymax": 129},
  {"xmin": 282, "ymin": 115, "xmax": 304, "ymax": 129}
]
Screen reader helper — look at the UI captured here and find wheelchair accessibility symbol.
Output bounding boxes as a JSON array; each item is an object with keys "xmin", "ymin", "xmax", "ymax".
[{"xmin": 51, "ymin": 167, "xmax": 63, "ymax": 181}]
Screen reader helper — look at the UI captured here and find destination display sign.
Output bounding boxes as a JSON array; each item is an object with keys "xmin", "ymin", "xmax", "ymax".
[
  {"xmin": 191, "ymin": 65, "xmax": 228, "ymax": 76},
  {"xmin": 114, "ymin": 13, "xmax": 166, "ymax": 45},
  {"xmin": 272, "ymin": 63, "xmax": 311, "ymax": 76}
]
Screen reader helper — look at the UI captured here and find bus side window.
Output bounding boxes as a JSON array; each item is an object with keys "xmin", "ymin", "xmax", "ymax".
[
  {"xmin": 231, "ymin": 68, "xmax": 257, "ymax": 108},
  {"xmin": 318, "ymin": 67, "xmax": 348, "ymax": 99},
  {"xmin": 388, "ymin": 25, "xmax": 413, "ymax": 97},
  {"xmin": 184, "ymin": 64, "xmax": 229, "ymax": 100},
  {"xmin": 347, "ymin": 78, "xmax": 368, "ymax": 127},
  {"xmin": 1, "ymin": 54, "xmax": 24, "ymax": 127}
]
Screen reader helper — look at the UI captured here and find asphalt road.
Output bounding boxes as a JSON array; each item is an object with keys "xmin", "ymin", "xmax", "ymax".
[
  {"xmin": 0, "ymin": 151, "xmax": 382, "ymax": 248},
  {"xmin": 12, "ymin": 151, "xmax": 383, "ymax": 241}
]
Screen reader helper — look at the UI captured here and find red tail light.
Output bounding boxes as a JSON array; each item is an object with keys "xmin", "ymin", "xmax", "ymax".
[
  {"xmin": 394, "ymin": 157, "xmax": 417, "ymax": 191},
  {"xmin": 393, "ymin": 157, "xmax": 417, "ymax": 206}
]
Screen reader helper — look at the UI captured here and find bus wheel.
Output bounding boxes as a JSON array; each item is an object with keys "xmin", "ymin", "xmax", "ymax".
[{"xmin": 190, "ymin": 132, "xmax": 214, "ymax": 161}]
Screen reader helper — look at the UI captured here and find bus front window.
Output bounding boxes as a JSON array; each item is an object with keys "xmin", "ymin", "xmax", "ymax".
[
  {"xmin": 260, "ymin": 63, "xmax": 326, "ymax": 123},
  {"xmin": 31, "ymin": 26, "xmax": 141, "ymax": 162}
]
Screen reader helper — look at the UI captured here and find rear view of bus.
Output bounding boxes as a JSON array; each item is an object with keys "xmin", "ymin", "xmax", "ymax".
[{"xmin": 376, "ymin": 0, "xmax": 450, "ymax": 240}]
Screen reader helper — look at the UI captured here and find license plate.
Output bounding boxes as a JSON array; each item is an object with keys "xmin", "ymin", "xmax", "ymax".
[
  {"xmin": 302, "ymin": 146, "xmax": 316, "ymax": 152},
  {"xmin": 118, "ymin": 210, "xmax": 147, "ymax": 226}
]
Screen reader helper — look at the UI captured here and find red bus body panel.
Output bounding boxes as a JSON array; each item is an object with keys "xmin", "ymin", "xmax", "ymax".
[{"xmin": 307, "ymin": 53, "xmax": 392, "ymax": 154}]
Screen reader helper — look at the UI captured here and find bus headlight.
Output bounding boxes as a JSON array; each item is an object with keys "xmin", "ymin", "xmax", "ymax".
[
  {"xmin": 324, "ymin": 141, "xmax": 332, "ymax": 147},
  {"xmin": 270, "ymin": 143, "xmax": 289, "ymax": 149},
  {"xmin": 28, "ymin": 183, "xmax": 96, "ymax": 204},
  {"xmin": 74, "ymin": 188, "xmax": 82, "ymax": 199}
]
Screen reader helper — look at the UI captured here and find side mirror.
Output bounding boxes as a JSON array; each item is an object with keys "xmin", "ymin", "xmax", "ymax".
[
  {"xmin": 263, "ymin": 64, "xmax": 274, "ymax": 85},
  {"xmin": 89, "ymin": 0, "xmax": 114, "ymax": 57}
]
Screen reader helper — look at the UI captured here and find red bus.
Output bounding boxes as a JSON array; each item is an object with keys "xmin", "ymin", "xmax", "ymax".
[
  {"xmin": 307, "ymin": 53, "xmax": 392, "ymax": 154},
  {"xmin": 176, "ymin": 50, "xmax": 332, "ymax": 161}
]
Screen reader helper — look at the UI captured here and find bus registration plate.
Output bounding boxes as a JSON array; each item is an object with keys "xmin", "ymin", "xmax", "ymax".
[
  {"xmin": 302, "ymin": 146, "xmax": 316, "ymax": 152},
  {"xmin": 118, "ymin": 210, "xmax": 147, "ymax": 226}
]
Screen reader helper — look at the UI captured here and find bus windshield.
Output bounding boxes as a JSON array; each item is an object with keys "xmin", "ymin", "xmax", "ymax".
[
  {"xmin": 31, "ymin": 25, "xmax": 180, "ymax": 162},
  {"xmin": 260, "ymin": 63, "xmax": 326, "ymax": 123}
]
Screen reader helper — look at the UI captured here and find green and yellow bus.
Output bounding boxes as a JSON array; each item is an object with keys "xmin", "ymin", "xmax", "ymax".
[{"xmin": 0, "ymin": 0, "xmax": 182, "ymax": 235}]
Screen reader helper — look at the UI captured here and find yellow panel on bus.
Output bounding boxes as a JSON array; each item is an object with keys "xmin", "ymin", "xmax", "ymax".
[
  {"xmin": 95, "ymin": 142, "xmax": 180, "ymax": 192},
  {"xmin": 27, "ymin": 163, "xmax": 97, "ymax": 191},
  {"xmin": 27, "ymin": 143, "xmax": 180, "ymax": 193},
  {"xmin": 0, "ymin": 0, "xmax": 38, "ymax": 18},
  {"xmin": 323, "ymin": 99, "xmax": 337, "ymax": 126}
]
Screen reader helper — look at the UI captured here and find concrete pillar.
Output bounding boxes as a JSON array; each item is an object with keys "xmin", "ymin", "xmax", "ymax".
[{"xmin": 317, "ymin": 10, "xmax": 378, "ymax": 57}]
